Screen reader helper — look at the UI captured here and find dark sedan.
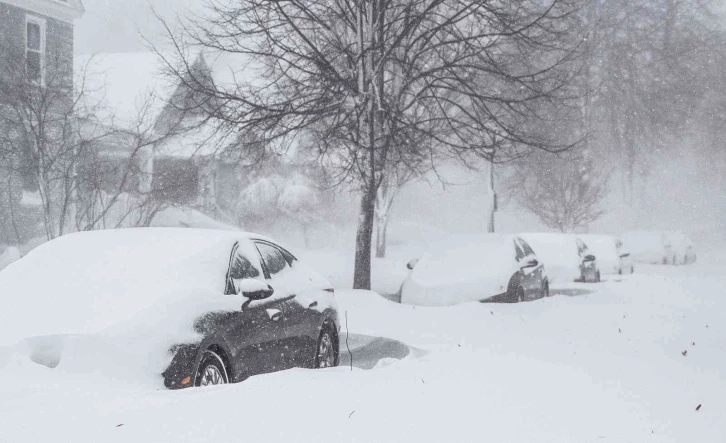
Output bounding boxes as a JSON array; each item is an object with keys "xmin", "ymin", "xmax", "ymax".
[
  {"xmin": 0, "ymin": 228, "xmax": 340, "ymax": 389},
  {"xmin": 163, "ymin": 236, "xmax": 340, "ymax": 388}
]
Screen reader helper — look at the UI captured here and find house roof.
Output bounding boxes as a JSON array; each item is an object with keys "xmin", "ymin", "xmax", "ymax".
[
  {"xmin": 77, "ymin": 51, "xmax": 173, "ymax": 128},
  {"xmin": 76, "ymin": 50, "xmax": 301, "ymax": 161},
  {"xmin": 2, "ymin": 0, "xmax": 84, "ymax": 23}
]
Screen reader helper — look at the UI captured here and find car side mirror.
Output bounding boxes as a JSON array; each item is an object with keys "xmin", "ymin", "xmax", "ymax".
[
  {"xmin": 522, "ymin": 258, "xmax": 539, "ymax": 269},
  {"xmin": 406, "ymin": 258, "xmax": 419, "ymax": 270},
  {"xmin": 237, "ymin": 279, "xmax": 275, "ymax": 300},
  {"xmin": 583, "ymin": 254, "xmax": 596, "ymax": 263}
]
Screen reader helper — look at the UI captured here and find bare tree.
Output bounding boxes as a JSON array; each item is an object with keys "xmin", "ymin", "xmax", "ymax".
[
  {"xmin": 73, "ymin": 96, "xmax": 175, "ymax": 232},
  {"xmin": 577, "ymin": 0, "xmax": 720, "ymax": 204},
  {"xmin": 374, "ymin": 165, "xmax": 418, "ymax": 258},
  {"xmin": 158, "ymin": 0, "xmax": 582, "ymax": 289},
  {"xmin": 0, "ymin": 46, "xmax": 190, "ymax": 242},
  {"xmin": 0, "ymin": 47, "xmax": 107, "ymax": 240},
  {"xmin": 509, "ymin": 150, "xmax": 607, "ymax": 232}
]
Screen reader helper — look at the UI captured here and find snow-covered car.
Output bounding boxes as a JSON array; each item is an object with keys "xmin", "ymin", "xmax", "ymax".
[
  {"xmin": 621, "ymin": 231, "xmax": 668, "ymax": 264},
  {"xmin": 0, "ymin": 246, "xmax": 22, "ymax": 272},
  {"xmin": 663, "ymin": 231, "xmax": 697, "ymax": 265},
  {"xmin": 615, "ymin": 238, "xmax": 635, "ymax": 273},
  {"xmin": 0, "ymin": 228, "xmax": 340, "ymax": 389},
  {"xmin": 400, "ymin": 234, "xmax": 549, "ymax": 306},
  {"xmin": 621, "ymin": 230, "xmax": 695, "ymax": 265},
  {"xmin": 579, "ymin": 235, "xmax": 634, "ymax": 275},
  {"xmin": 519, "ymin": 233, "xmax": 600, "ymax": 283}
]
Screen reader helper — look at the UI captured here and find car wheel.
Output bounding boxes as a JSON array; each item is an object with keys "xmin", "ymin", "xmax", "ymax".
[
  {"xmin": 516, "ymin": 286, "xmax": 526, "ymax": 303},
  {"xmin": 315, "ymin": 328, "xmax": 337, "ymax": 368},
  {"xmin": 542, "ymin": 282, "xmax": 550, "ymax": 299},
  {"xmin": 595, "ymin": 271, "xmax": 601, "ymax": 283},
  {"xmin": 630, "ymin": 265, "xmax": 635, "ymax": 274},
  {"xmin": 195, "ymin": 351, "xmax": 228, "ymax": 387}
]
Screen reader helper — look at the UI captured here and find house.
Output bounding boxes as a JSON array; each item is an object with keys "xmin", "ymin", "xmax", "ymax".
[
  {"xmin": 0, "ymin": 0, "xmax": 85, "ymax": 244},
  {"xmin": 0, "ymin": 0, "xmax": 84, "ymax": 86},
  {"xmin": 79, "ymin": 50, "xmax": 320, "ymax": 224},
  {"xmin": 79, "ymin": 52, "xmax": 242, "ymax": 220}
]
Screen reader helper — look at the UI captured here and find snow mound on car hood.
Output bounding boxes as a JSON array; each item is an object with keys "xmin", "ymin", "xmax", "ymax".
[
  {"xmin": 0, "ymin": 228, "xmax": 259, "ymax": 346},
  {"xmin": 519, "ymin": 233, "xmax": 581, "ymax": 283},
  {"xmin": 401, "ymin": 234, "xmax": 518, "ymax": 306}
]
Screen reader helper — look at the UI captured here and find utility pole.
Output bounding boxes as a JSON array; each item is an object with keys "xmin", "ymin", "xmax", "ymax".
[{"xmin": 483, "ymin": 145, "xmax": 496, "ymax": 233}]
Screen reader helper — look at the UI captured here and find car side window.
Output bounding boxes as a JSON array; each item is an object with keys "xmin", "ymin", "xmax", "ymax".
[
  {"xmin": 279, "ymin": 248, "xmax": 297, "ymax": 267},
  {"xmin": 576, "ymin": 238, "xmax": 588, "ymax": 255},
  {"xmin": 225, "ymin": 244, "xmax": 261, "ymax": 295},
  {"xmin": 514, "ymin": 239, "xmax": 525, "ymax": 261},
  {"xmin": 255, "ymin": 242, "xmax": 289, "ymax": 277},
  {"xmin": 519, "ymin": 239, "xmax": 536, "ymax": 257}
]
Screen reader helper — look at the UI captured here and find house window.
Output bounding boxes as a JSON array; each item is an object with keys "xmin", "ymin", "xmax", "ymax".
[{"xmin": 25, "ymin": 17, "xmax": 45, "ymax": 84}]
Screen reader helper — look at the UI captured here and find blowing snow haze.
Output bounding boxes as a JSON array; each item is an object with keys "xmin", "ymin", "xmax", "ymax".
[
  {"xmin": 74, "ymin": 0, "xmax": 726, "ymax": 242},
  {"xmin": 2, "ymin": 0, "xmax": 726, "ymax": 442},
  {"xmin": 75, "ymin": 0, "xmax": 204, "ymax": 53}
]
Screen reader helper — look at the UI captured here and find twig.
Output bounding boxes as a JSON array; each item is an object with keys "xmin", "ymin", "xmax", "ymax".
[{"xmin": 345, "ymin": 310, "xmax": 352, "ymax": 371}]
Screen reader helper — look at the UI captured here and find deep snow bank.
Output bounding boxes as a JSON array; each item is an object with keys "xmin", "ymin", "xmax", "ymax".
[{"xmin": 2, "ymin": 253, "xmax": 726, "ymax": 442}]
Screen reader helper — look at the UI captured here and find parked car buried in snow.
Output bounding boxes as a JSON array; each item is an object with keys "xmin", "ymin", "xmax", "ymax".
[
  {"xmin": 621, "ymin": 230, "xmax": 695, "ymax": 265},
  {"xmin": 400, "ymin": 234, "xmax": 550, "ymax": 306},
  {"xmin": 663, "ymin": 231, "xmax": 697, "ymax": 265},
  {"xmin": 579, "ymin": 235, "xmax": 634, "ymax": 275},
  {"xmin": 0, "ymin": 228, "xmax": 340, "ymax": 389},
  {"xmin": 519, "ymin": 233, "xmax": 601, "ymax": 283},
  {"xmin": 0, "ymin": 246, "xmax": 22, "ymax": 272}
]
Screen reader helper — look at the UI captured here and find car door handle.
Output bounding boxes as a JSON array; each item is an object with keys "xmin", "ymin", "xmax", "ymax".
[
  {"xmin": 308, "ymin": 301, "xmax": 318, "ymax": 308},
  {"xmin": 266, "ymin": 308, "xmax": 282, "ymax": 321}
]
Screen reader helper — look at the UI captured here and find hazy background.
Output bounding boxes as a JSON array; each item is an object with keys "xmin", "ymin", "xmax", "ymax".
[{"xmin": 74, "ymin": 0, "xmax": 726, "ymax": 247}]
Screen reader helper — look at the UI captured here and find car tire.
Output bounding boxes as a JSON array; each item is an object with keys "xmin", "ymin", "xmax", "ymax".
[
  {"xmin": 542, "ymin": 282, "xmax": 550, "ymax": 299},
  {"xmin": 195, "ymin": 351, "xmax": 229, "ymax": 387},
  {"xmin": 595, "ymin": 271, "xmax": 601, "ymax": 283},
  {"xmin": 315, "ymin": 327, "xmax": 338, "ymax": 369},
  {"xmin": 516, "ymin": 286, "xmax": 526, "ymax": 303}
]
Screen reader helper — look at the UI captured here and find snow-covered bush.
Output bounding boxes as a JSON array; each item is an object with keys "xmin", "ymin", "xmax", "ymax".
[{"xmin": 278, "ymin": 183, "xmax": 320, "ymax": 247}]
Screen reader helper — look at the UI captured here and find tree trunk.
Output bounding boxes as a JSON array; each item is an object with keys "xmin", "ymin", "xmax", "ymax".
[
  {"xmin": 302, "ymin": 222, "xmax": 309, "ymax": 249},
  {"xmin": 37, "ymin": 173, "xmax": 55, "ymax": 240},
  {"xmin": 353, "ymin": 184, "xmax": 376, "ymax": 289},
  {"xmin": 353, "ymin": 19, "xmax": 380, "ymax": 290},
  {"xmin": 375, "ymin": 213, "xmax": 389, "ymax": 258},
  {"xmin": 623, "ymin": 116, "xmax": 637, "ymax": 207}
]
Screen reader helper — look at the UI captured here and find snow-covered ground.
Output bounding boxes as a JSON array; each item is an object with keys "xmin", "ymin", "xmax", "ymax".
[{"xmin": 0, "ymin": 240, "xmax": 725, "ymax": 442}]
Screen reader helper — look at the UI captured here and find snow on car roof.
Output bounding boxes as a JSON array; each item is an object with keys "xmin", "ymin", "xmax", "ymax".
[
  {"xmin": 518, "ymin": 233, "xmax": 582, "ymax": 283},
  {"xmin": 410, "ymin": 234, "xmax": 519, "ymax": 286},
  {"xmin": 579, "ymin": 234, "xmax": 619, "ymax": 260},
  {"xmin": 0, "ymin": 228, "xmax": 275, "ymax": 345}
]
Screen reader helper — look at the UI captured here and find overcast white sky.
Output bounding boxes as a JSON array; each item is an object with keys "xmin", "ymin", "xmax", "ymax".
[
  {"xmin": 75, "ymin": 0, "xmax": 205, "ymax": 54},
  {"xmin": 75, "ymin": 0, "xmax": 726, "ymax": 55}
]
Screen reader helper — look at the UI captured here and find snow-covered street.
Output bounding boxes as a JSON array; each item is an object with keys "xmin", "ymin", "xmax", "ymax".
[
  {"xmin": 2, "ymin": 0, "xmax": 726, "ymax": 441},
  {"xmin": 1, "ymin": 247, "xmax": 724, "ymax": 443}
]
